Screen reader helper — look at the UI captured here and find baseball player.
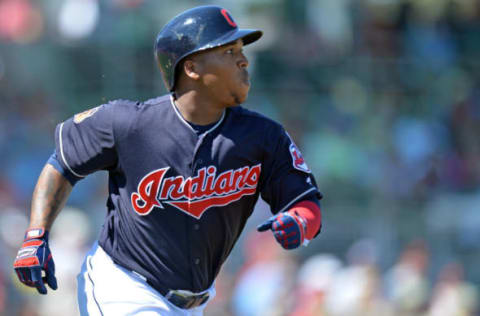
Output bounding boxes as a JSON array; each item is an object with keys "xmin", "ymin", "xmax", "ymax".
[{"xmin": 13, "ymin": 5, "xmax": 322, "ymax": 316}]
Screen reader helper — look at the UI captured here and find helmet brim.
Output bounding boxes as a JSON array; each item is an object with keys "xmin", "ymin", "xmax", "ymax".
[
  {"xmin": 197, "ymin": 28, "xmax": 263, "ymax": 52},
  {"xmin": 236, "ymin": 29, "xmax": 263, "ymax": 46}
]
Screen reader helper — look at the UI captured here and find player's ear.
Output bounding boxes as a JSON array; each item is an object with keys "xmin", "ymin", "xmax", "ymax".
[{"xmin": 182, "ymin": 59, "xmax": 201, "ymax": 80}]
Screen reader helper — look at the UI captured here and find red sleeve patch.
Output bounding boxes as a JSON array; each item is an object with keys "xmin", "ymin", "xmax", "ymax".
[{"xmin": 289, "ymin": 143, "xmax": 311, "ymax": 173}]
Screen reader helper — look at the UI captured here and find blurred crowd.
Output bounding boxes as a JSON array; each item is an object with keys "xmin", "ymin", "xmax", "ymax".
[
  {"xmin": 1, "ymin": 0, "xmax": 480, "ymax": 315},
  {"xmin": 206, "ymin": 230, "xmax": 479, "ymax": 316}
]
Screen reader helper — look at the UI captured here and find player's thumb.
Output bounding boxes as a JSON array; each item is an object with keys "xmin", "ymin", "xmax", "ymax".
[
  {"xmin": 45, "ymin": 259, "xmax": 58, "ymax": 290},
  {"xmin": 257, "ymin": 217, "xmax": 274, "ymax": 232}
]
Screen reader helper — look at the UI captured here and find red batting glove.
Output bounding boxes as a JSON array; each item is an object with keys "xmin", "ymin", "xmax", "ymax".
[{"xmin": 13, "ymin": 228, "xmax": 57, "ymax": 294}]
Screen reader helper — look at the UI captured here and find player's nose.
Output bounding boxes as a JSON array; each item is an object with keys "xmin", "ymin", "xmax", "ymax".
[{"xmin": 238, "ymin": 53, "xmax": 249, "ymax": 69}]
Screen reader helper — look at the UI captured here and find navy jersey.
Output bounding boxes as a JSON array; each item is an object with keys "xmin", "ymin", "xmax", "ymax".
[{"xmin": 54, "ymin": 94, "xmax": 322, "ymax": 293}]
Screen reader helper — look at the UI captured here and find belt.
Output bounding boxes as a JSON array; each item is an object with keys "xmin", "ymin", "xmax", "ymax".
[
  {"xmin": 164, "ymin": 289, "xmax": 210, "ymax": 309},
  {"xmin": 142, "ymin": 277, "xmax": 210, "ymax": 309},
  {"xmin": 113, "ymin": 259, "xmax": 209, "ymax": 309}
]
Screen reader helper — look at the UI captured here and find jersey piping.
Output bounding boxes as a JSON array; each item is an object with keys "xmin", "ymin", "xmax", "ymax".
[
  {"xmin": 276, "ymin": 187, "xmax": 318, "ymax": 214},
  {"xmin": 59, "ymin": 122, "xmax": 86, "ymax": 178},
  {"xmin": 169, "ymin": 95, "xmax": 226, "ymax": 135}
]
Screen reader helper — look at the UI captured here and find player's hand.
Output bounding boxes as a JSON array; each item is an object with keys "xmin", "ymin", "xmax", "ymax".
[
  {"xmin": 257, "ymin": 211, "xmax": 306, "ymax": 249},
  {"xmin": 13, "ymin": 228, "xmax": 57, "ymax": 294}
]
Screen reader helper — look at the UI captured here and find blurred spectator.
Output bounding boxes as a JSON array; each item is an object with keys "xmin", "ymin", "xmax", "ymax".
[
  {"xmin": 325, "ymin": 239, "xmax": 392, "ymax": 316},
  {"xmin": 231, "ymin": 231, "xmax": 297, "ymax": 316},
  {"xmin": 383, "ymin": 240, "xmax": 430, "ymax": 316},
  {"xmin": 290, "ymin": 254, "xmax": 342, "ymax": 316},
  {"xmin": 427, "ymin": 262, "xmax": 478, "ymax": 316}
]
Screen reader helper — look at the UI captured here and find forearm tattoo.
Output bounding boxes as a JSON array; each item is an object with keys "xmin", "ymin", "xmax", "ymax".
[{"xmin": 30, "ymin": 164, "xmax": 72, "ymax": 230}]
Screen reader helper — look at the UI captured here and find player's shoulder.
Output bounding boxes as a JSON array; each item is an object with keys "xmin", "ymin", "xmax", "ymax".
[
  {"xmin": 229, "ymin": 106, "xmax": 284, "ymax": 131},
  {"xmin": 107, "ymin": 98, "xmax": 140, "ymax": 107},
  {"xmin": 101, "ymin": 98, "xmax": 140, "ymax": 115},
  {"xmin": 107, "ymin": 94, "xmax": 170, "ymax": 110},
  {"xmin": 141, "ymin": 94, "xmax": 171, "ymax": 107},
  {"xmin": 104, "ymin": 94, "xmax": 171, "ymax": 117}
]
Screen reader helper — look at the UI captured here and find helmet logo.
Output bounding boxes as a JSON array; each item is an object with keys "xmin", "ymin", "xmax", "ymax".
[{"xmin": 221, "ymin": 9, "xmax": 237, "ymax": 27}]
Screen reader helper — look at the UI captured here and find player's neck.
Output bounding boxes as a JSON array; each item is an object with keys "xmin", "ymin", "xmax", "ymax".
[{"xmin": 174, "ymin": 91, "xmax": 225, "ymax": 126}]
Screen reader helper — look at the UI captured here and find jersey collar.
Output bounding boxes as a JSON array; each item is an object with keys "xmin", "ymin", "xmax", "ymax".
[{"xmin": 169, "ymin": 94, "xmax": 226, "ymax": 135}]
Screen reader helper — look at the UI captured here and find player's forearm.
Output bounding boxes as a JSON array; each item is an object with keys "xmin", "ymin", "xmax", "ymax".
[{"xmin": 29, "ymin": 163, "xmax": 73, "ymax": 230}]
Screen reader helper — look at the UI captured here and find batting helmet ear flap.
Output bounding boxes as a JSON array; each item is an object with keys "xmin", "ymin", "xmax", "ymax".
[{"xmin": 154, "ymin": 5, "xmax": 262, "ymax": 92}]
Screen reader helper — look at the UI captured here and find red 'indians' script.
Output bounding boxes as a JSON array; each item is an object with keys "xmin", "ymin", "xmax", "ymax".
[{"xmin": 131, "ymin": 164, "xmax": 261, "ymax": 219}]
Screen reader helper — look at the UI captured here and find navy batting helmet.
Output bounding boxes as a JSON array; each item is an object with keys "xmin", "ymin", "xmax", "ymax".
[{"xmin": 155, "ymin": 5, "xmax": 263, "ymax": 92}]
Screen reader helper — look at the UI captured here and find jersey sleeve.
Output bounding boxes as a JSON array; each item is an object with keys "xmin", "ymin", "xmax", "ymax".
[
  {"xmin": 260, "ymin": 126, "xmax": 322, "ymax": 215},
  {"xmin": 54, "ymin": 103, "xmax": 118, "ymax": 180},
  {"xmin": 47, "ymin": 151, "xmax": 81, "ymax": 185}
]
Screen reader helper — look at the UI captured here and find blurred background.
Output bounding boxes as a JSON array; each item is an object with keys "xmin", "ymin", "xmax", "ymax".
[{"xmin": 1, "ymin": 0, "xmax": 480, "ymax": 315}]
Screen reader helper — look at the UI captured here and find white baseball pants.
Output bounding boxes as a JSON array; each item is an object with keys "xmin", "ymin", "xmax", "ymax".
[{"xmin": 77, "ymin": 242, "xmax": 215, "ymax": 316}]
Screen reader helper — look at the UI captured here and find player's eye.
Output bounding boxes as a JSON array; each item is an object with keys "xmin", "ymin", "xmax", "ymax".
[{"xmin": 225, "ymin": 48, "xmax": 234, "ymax": 55}]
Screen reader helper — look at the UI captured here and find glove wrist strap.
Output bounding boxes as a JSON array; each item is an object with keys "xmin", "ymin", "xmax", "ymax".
[{"xmin": 24, "ymin": 227, "xmax": 48, "ymax": 241}]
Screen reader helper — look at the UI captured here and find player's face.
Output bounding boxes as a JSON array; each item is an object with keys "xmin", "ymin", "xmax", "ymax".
[{"xmin": 194, "ymin": 40, "xmax": 250, "ymax": 107}]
